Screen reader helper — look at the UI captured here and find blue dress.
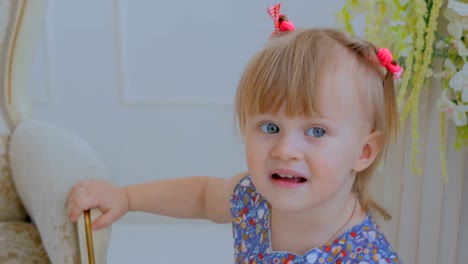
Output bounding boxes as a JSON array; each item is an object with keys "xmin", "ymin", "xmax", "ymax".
[{"xmin": 230, "ymin": 175, "xmax": 401, "ymax": 264}]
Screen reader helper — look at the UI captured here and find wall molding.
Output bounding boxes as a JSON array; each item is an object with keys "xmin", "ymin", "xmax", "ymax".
[
  {"xmin": 31, "ymin": 8, "xmax": 54, "ymax": 104},
  {"xmin": 113, "ymin": 0, "xmax": 233, "ymax": 107}
]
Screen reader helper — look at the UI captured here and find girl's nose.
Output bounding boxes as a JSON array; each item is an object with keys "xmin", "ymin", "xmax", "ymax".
[{"xmin": 270, "ymin": 135, "xmax": 303, "ymax": 161}]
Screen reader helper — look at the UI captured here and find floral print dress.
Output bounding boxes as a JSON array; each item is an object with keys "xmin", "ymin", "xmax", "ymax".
[{"xmin": 230, "ymin": 176, "xmax": 401, "ymax": 264}]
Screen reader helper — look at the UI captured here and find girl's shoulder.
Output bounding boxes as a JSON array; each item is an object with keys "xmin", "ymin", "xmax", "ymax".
[{"xmin": 304, "ymin": 215, "xmax": 401, "ymax": 263}]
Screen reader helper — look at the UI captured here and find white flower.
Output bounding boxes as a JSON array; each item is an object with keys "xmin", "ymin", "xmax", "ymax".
[
  {"xmin": 445, "ymin": 58, "xmax": 457, "ymax": 73},
  {"xmin": 437, "ymin": 89, "xmax": 468, "ymax": 126},
  {"xmin": 448, "ymin": 0, "xmax": 468, "ymax": 17},
  {"xmin": 448, "ymin": 19, "xmax": 463, "ymax": 39},
  {"xmin": 434, "ymin": 59, "xmax": 457, "ymax": 79},
  {"xmin": 446, "ymin": 1, "xmax": 468, "ymax": 30},
  {"xmin": 445, "ymin": 6, "xmax": 461, "ymax": 21},
  {"xmin": 447, "ymin": 20, "xmax": 468, "ymax": 60},
  {"xmin": 455, "ymin": 39, "xmax": 468, "ymax": 61},
  {"xmin": 449, "ymin": 63, "xmax": 468, "ymax": 102}
]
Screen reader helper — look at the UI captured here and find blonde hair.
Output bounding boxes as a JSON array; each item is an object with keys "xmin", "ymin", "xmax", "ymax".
[{"xmin": 235, "ymin": 28, "xmax": 398, "ymax": 220}]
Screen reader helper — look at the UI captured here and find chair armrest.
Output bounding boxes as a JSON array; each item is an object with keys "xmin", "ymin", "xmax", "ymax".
[{"xmin": 9, "ymin": 119, "xmax": 111, "ymax": 263}]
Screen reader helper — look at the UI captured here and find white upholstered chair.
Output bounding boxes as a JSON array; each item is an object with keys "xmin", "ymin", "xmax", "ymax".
[{"xmin": 0, "ymin": 0, "xmax": 111, "ymax": 263}]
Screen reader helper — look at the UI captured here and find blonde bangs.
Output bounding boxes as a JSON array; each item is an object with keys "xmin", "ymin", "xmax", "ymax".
[{"xmin": 235, "ymin": 30, "xmax": 338, "ymax": 133}]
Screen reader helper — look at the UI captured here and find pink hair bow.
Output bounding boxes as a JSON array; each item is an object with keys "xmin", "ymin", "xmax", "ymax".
[
  {"xmin": 377, "ymin": 48, "xmax": 404, "ymax": 79},
  {"xmin": 267, "ymin": 3, "xmax": 295, "ymax": 38}
]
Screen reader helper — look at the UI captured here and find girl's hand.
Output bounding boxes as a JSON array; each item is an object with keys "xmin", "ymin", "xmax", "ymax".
[{"xmin": 67, "ymin": 179, "xmax": 130, "ymax": 229}]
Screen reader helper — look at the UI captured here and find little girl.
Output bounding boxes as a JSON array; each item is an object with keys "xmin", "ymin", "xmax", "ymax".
[{"xmin": 68, "ymin": 4, "xmax": 402, "ymax": 263}]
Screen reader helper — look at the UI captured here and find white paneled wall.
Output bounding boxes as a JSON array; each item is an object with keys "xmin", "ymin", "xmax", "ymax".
[
  {"xmin": 29, "ymin": 0, "xmax": 350, "ymax": 262},
  {"xmin": 29, "ymin": 0, "xmax": 468, "ymax": 263}
]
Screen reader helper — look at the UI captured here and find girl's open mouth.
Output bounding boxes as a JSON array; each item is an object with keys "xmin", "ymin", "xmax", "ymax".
[{"xmin": 271, "ymin": 173, "xmax": 307, "ymax": 183}]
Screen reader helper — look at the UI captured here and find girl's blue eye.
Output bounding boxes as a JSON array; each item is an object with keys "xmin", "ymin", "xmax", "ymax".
[
  {"xmin": 306, "ymin": 127, "xmax": 326, "ymax": 138},
  {"xmin": 260, "ymin": 123, "xmax": 280, "ymax": 134}
]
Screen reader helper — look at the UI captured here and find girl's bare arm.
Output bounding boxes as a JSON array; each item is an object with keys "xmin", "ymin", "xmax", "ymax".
[{"xmin": 125, "ymin": 171, "xmax": 248, "ymax": 223}]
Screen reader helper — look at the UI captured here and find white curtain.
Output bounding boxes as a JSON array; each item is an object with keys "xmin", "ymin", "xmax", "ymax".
[{"xmin": 372, "ymin": 71, "xmax": 467, "ymax": 263}]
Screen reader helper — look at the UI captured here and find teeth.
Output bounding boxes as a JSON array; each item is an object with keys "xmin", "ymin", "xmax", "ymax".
[{"xmin": 279, "ymin": 174, "xmax": 296, "ymax": 178}]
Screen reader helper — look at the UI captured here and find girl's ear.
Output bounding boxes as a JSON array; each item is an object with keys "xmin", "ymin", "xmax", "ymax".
[{"xmin": 352, "ymin": 131, "xmax": 384, "ymax": 172}]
